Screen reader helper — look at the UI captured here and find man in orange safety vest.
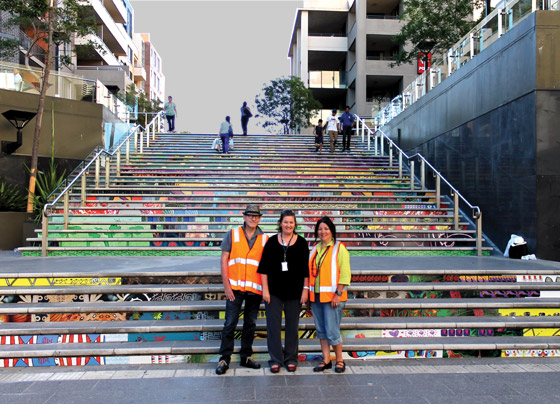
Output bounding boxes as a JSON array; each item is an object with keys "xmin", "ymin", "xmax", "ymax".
[{"xmin": 216, "ymin": 204, "xmax": 268, "ymax": 375}]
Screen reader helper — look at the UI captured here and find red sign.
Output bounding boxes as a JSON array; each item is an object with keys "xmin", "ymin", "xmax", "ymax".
[{"xmin": 417, "ymin": 52, "xmax": 432, "ymax": 74}]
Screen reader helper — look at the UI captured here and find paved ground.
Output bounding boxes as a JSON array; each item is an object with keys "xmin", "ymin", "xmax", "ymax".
[
  {"xmin": 1, "ymin": 358, "xmax": 559, "ymax": 404},
  {"xmin": 2, "ymin": 251, "xmax": 560, "ymax": 277}
]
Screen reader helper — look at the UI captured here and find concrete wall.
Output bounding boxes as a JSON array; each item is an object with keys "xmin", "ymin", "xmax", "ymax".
[
  {"xmin": 383, "ymin": 11, "xmax": 560, "ymax": 261},
  {"xmin": 0, "ymin": 89, "xmax": 105, "ymax": 159}
]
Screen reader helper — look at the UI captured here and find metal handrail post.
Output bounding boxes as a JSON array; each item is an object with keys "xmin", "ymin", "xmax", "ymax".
[
  {"xmin": 368, "ymin": 130, "xmax": 372, "ymax": 152},
  {"xmin": 63, "ymin": 192, "xmax": 69, "ymax": 230},
  {"xmin": 361, "ymin": 121, "xmax": 365, "ymax": 143},
  {"xmin": 398, "ymin": 152, "xmax": 403, "ymax": 178},
  {"xmin": 420, "ymin": 159, "xmax": 425, "ymax": 190},
  {"xmin": 116, "ymin": 150, "xmax": 121, "ymax": 176},
  {"xmin": 453, "ymin": 192, "xmax": 459, "ymax": 230},
  {"xmin": 134, "ymin": 130, "xmax": 138, "ymax": 152},
  {"xmin": 95, "ymin": 158, "xmax": 100, "ymax": 188},
  {"xmin": 81, "ymin": 174, "xmax": 86, "ymax": 205},
  {"xmin": 105, "ymin": 157, "xmax": 110, "ymax": 188},
  {"xmin": 476, "ymin": 211, "xmax": 482, "ymax": 256},
  {"xmin": 435, "ymin": 174, "xmax": 441, "ymax": 209},
  {"xmin": 410, "ymin": 160, "xmax": 415, "ymax": 190},
  {"xmin": 146, "ymin": 127, "xmax": 150, "ymax": 149},
  {"xmin": 389, "ymin": 145, "xmax": 393, "ymax": 167},
  {"xmin": 381, "ymin": 134, "xmax": 385, "ymax": 157},
  {"xmin": 139, "ymin": 131, "xmax": 144, "ymax": 154},
  {"xmin": 126, "ymin": 138, "xmax": 130, "ymax": 164},
  {"xmin": 41, "ymin": 213, "xmax": 48, "ymax": 257}
]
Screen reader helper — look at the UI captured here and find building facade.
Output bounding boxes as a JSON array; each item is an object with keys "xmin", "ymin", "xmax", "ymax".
[
  {"xmin": 140, "ymin": 33, "xmax": 165, "ymax": 104},
  {"xmin": 288, "ymin": 0, "xmax": 417, "ymax": 120}
]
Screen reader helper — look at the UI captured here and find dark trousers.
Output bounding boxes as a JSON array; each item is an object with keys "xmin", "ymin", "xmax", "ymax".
[
  {"xmin": 241, "ymin": 116, "xmax": 249, "ymax": 135},
  {"xmin": 218, "ymin": 290, "xmax": 262, "ymax": 363},
  {"xmin": 265, "ymin": 295, "xmax": 302, "ymax": 366},
  {"xmin": 220, "ymin": 134, "xmax": 230, "ymax": 154},
  {"xmin": 166, "ymin": 115, "xmax": 175, "ymax": 132},
  {"xmin": 342, "ymin": 126, "xmax": 352, "ymax": 150}
]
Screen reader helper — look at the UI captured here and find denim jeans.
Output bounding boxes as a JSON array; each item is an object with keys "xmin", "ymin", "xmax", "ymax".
[
  {"xmin": 311, "ymin": 301, "xmax": 345, "ymax": 346},
  {"xmin": 218, "ymin": 290, "xmax": 262, "ymax": 363},
  {"xmin": 166, "ymin": 115, "xmax": 175, "ymax": 132},
  {"xmin": 220, "ymin": 134, "xmax": 230, "ymax": 153}
]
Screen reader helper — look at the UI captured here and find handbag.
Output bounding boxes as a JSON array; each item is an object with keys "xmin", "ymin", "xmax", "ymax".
[
  {"xmin": 211, "ymin": 138, "xmax": 221, "ymax": 151},
  {"xmin": 229, "ymin": 138, "xmax": 234, "ymax": 150}
]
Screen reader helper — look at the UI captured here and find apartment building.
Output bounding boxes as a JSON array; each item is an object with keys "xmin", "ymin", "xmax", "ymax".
[
  {"xmin": 139, "ymin": 33, "xmax": 165, "ymax": 104},
  {"xmin": 72, "ymin": 0, "xmax": 140, "ymax": 97},
  {"xmin": 288, "ymin": 0, "xmax": 417, "ymax": 120}
]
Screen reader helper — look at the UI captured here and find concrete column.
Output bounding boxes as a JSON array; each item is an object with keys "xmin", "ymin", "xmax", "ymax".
[
  {"xmin": 355, "ymin": 0, "xmax": 368, "ymax": 116},
  {"xmin": 301, "ymin": 11, "xmax": 309, "ymax": 86}
]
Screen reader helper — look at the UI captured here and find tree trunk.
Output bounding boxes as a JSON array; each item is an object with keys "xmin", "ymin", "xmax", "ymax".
[{"xmin": 26, "ymin": 1, "xmax": 55, "ymax": 213}]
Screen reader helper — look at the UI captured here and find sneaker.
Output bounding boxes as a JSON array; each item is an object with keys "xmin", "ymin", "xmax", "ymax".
[{"xmin": 216, "ymin": 359, "xmax": 229, "ymax": 375}]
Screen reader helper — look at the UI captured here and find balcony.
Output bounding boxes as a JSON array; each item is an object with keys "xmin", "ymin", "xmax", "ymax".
[
  {"xmin": 77, "ymin": 65, "xmax": 128, "ymax": 93},
  {"xmin": 88, "ymin": 0, "xmax": 128, "ymax": 56},
  {"xmin": 103, "ymin": 0, "xmax": 127, "ymax": 24},
  {"xmin": 134, "ymin": 65, "xmax": 146, "ymax": 82},
  {"xmin": 309, "ymin": 70, "xmax": 346, "ymax": 89},
  {"xmin": 365, "ymin": 18, "xmax": 401, "ymax": 36},
  {"xmin": 75, "ymin": 34, "xmax": 120, "ymax": 65},
  {"xmin": 308, "ymin": 34, "xmax": 347, "ymax": 52}
]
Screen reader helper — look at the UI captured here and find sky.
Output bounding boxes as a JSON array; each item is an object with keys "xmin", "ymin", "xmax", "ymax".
[{"xmin": 130, "ymin": 0, "xmax": 303, "ymax": 134}]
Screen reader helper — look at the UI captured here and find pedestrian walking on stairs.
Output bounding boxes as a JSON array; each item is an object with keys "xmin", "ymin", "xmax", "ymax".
[{"xmin": 164, "ymin": 96, "xmax": 177, "ymax": 132}]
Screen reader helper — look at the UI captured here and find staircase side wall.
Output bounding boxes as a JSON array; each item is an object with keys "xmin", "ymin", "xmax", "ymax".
[{"xmin": 384, "ymin": 11, "xmax": 560, "ymax": 261}]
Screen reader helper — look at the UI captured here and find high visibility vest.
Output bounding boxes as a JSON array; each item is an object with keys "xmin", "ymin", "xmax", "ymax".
[
  {"xmin": 308, "ymin": 241, "xmax": 348, "ymax": 303},
  {"xmin": 228, "ymin": 226, "xmax": 268, "ymax": 295}
]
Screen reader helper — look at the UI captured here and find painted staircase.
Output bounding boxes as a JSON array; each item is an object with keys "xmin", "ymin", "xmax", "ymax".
[
  {"xmin": 20, "ymin": 132, "xmax": 490, "ymax": 256},
  {"xmin": 3, "ymin": 131, "xmax": 559, "ymax": 368}
]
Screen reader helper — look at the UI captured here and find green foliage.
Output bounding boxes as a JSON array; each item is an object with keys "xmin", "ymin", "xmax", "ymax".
[
  {"xmin": 25, "ymin": 162, "xmax": 66, "ymax": 222},
  {"xmin": 255, "ymin": 76, "xmax": 322, "ymax": 134},
  {"xmin": 0, "ymin": 0, "xmax": 98, "ymax": 68},
  {"xmin": 118, "ymin": 83, "xmax": 163, "ymax": 127},
  {"xmin": 0, "ymin": 181, "xmax": 26, "ymax": 212},
  {"xmin": 391, "ymin": 0, "xmax": 484, "ymax": 66}
]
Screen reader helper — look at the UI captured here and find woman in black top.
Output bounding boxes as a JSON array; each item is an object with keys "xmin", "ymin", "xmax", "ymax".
[{"xmin": 257, "ymin": 210, "xmax": 309, "ymax": 373}]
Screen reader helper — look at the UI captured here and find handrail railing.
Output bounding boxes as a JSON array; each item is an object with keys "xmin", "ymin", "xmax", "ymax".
[
  {"xmin": 40, "ymin": 110, "xmax": 165, "ymax": 256},
  {"xmin": 355, "ymin": 115, "xmax": 483, "ymax": 256}
]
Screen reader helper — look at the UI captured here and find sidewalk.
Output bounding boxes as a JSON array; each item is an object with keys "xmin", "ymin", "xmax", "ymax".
[{"xmin": 1, "ymin": 358, "xmax": 559, "ymax": 404}]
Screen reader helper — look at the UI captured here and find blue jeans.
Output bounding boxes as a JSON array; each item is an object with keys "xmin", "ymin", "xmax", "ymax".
[
  {"xmin": 218, "ymin": 290, "xmax": 262, "ymax": 363},
  {"xmin": 166, "ymin": 115, "xmax": 175, "ymax": 131},
  {"xmin": 311, "ymin": 301, "xmax": 345, "ymax": 346},
  {"xmin": 220, "ymin": 133, "xmax": 229, "ymax": 153}
]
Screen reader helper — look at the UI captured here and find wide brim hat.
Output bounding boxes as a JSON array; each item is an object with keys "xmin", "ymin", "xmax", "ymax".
[{"xmin": 243, "ymin": 204, "xmax": 262, "ymax": 216}]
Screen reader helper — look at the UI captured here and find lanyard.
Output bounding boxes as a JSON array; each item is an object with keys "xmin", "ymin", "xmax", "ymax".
[
  {"xmin": 312, "ymin": 245, "xmax": 331, "ymax": 278},
  {"xmin": 280, "ymin": 233, "xmax": 294, "ymax": 262}
]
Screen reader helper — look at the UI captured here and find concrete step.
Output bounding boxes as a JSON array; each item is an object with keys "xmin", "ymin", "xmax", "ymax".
[
  {"xmin": 1, "ymin": 337, "xmax": 559, "ymax": 359},
  {"xmin": 1, "ymin": 298, "xmax": 558, "ymax": 315},
  {"xmin": 2, "ymin": 282, "xmax": 553, "ymax": 296},
  {"xmin": 2, "ymin": 316, "xmax": 560, "ymax": 336}
]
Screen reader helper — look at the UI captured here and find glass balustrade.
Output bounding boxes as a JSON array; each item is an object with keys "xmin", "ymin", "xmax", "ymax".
[{"xmin": 309, "ymin": 71, "xmax": 346, "ymax": 89}]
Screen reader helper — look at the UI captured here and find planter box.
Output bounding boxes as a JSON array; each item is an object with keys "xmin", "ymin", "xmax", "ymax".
[{"xmin": 0, "ymin": 212, "xmax": 32, "ymax": 250}]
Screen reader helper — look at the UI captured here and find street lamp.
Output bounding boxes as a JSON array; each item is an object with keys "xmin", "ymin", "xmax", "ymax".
[{"xmin": 1, "ymin": 110, "xmax": 37, "ymax": 154}]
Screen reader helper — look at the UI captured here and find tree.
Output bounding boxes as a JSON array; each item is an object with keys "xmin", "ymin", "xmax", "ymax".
[
  {"xmin": 0, "ymin": 0, "xmax": 97, "ymax": 213},
  {"xmin": 391, "ymin": 0, "xmax": 483, "ymax": 67},
  {"xmin": 255, "ymin": 76, "xmax": 321, "ymax": 134},
  {"xmin": 118, "ymin": 83, "xmax": 163, "ymax": 127}
]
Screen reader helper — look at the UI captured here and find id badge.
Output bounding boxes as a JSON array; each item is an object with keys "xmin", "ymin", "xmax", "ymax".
[{"xmin": 281, "ymin": 262, "xmax": 288, "ymax": 272}]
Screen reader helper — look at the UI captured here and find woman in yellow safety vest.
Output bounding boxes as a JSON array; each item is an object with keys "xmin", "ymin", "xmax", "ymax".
[{"xmin": 308, "ymin": 216, "xmax": 351, "ymax": 373}]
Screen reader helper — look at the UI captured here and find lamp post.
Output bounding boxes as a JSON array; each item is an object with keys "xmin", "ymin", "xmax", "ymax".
[{"xmin": 1, "ymin": 110, "xmax": 37, "ymax": 154}]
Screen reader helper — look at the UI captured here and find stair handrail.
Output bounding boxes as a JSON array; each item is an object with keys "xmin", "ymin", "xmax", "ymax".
[
  {"xmin": 354, "ymin": 115, "xmax": 483, "ymax": 256},
  {"xmin": 39, "ymin": 110, "xmax": 165, "ymax": 256}
]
